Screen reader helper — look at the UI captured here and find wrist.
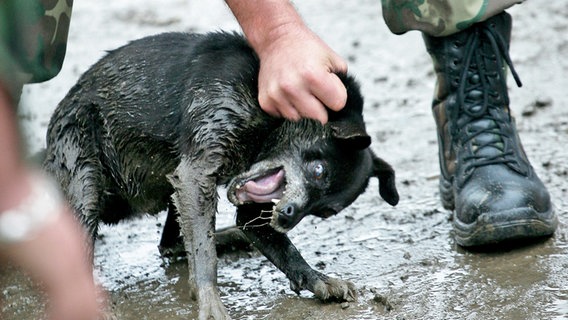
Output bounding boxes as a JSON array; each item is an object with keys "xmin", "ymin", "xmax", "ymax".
[
  {"xmin": 0, "ymin": 172, "xmax": 64, "ymax": 244},
  {"xmin": 225, "ymin": 0, "xmax": 308, "ymax": 57}
]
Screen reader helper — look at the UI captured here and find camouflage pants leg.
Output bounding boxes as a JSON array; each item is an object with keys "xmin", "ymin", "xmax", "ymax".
[
  {"xmin": 0, "ymin": 0, "xmax": 73, "ymax": 97},
  {"xmin": 381, "ymin": 0, "xmax": 525, "ymax": 36}
]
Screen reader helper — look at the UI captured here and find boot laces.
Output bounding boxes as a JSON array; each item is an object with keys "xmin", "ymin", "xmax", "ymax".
[{"xmin": 454, "ymin": 24, "xmax": 524, "ymax": 177}]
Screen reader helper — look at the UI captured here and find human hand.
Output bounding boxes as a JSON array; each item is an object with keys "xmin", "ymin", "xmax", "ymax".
[
  {"xmin": 255, "ymin": 24, "xmax": 348, "ymax": 124},
  {"xmin": 40, "ymin": 211, "xmax": 105, "ymax": 320},
  {"xmin": 0, "ymin": 174, "xmax": 105, "ymax": 320}
]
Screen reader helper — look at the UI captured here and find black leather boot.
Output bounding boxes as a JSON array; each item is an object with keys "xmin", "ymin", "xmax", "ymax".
[{"xmin": 423, "ymin": 12, "xmax": 557, "ymax": 247}]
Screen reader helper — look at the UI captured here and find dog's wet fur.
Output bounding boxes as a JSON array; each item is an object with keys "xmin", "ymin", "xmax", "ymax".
[{"xmin": 44, "ymin": 32, "xmax": 399, "ymax": 319}]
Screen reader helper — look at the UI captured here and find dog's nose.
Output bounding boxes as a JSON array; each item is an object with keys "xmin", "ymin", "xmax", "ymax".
[
  {"xmin": 276, "ymin": 204, "xmax": 303, "ymax": 231},
  {"xmin": 277, "ymin": 204, "xmax": 297, "ymax": 228},
  {"xmin": 280, "ymin": 204, "xmax": 295, "ymax": 217}
]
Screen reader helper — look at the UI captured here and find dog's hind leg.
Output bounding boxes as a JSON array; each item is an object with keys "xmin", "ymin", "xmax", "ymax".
[
  {"xmin": 236, "ymin": 203, "xmax": 357, "ymax": 302},
  {"xmin": 158, "ymin": 202, "xmax": 185, "ymax": 258},
  {"xmin": 159, "ymin": 203, "xmax": 251, "ymax": 258},
  {"xmin": 215, "ymin": 226, "xmax": 252, "ymax": 255},
  {"xmin": 43, "ymin": 116, "xmax": 106, "ymax": 258},
  {"xmin": 169, "ymin": 156, "xmax": 230, "ymax": 320}
]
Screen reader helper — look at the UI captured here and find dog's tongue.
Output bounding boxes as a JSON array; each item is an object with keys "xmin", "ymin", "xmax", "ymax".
[{"xmin": 236, "ymin": 169, "xmax": 285, "ymax": 203}]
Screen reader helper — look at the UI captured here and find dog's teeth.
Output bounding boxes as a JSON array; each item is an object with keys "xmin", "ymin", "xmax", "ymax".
[{"xmin": 271, "ymin": 199, "xmax": 280, "ymax": 204}]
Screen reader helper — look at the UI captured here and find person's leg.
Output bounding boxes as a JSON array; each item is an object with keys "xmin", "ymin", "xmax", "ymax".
[
  {"xmin": 423, "ymin": 12, "xmax": 556, "ymax": 246},
  {"xmin": 381, "ymin": 0, "xmax": 524, "ymax": 36},
  {"xmin": 381, "ymin": 1, "xmax": 557, "ymax": 246}
]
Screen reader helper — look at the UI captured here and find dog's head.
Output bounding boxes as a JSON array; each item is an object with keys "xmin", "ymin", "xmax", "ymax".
[{"xmin": 227, "ymin": 74, "xmax": 399, "ymax": 232}]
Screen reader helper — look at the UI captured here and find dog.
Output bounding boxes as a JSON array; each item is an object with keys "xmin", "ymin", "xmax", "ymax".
[{"xmin": 43, "ymin": 31, "xmax": 399, "ymax": 319}]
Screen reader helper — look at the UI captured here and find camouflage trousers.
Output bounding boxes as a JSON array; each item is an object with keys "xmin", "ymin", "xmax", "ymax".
[
  {"xmin": 381, "ymin": 0, "xmax": 525, "ymax": 36},
  {"xmin": 0, "ymin": 0, "xmax": 524, "ymax": 96},
  {"xmin": 0, "ymin": 0, "xmax": 73, "ymax": 96}
]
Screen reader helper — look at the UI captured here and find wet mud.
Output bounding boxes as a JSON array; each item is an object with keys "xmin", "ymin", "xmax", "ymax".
[{"xmin": 2, "ymin": 0, "xmax": 568, "ymax": 319}]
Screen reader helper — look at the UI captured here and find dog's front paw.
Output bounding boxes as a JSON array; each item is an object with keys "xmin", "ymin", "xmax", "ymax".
[
  {"xmin": 312, "ymin": 276, "xmax": 357, "ymax": 302},
  {"xmin": 197, "ymin": 287, "xmax": 231, "ymax": 320},
  {"xmin": 290, "ymin": 272, "xmax": 357, "ymax": 302}
]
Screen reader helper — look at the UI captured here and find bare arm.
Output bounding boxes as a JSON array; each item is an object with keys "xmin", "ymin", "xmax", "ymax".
[
  {"xmin": 225, "ymin": 0, "xmax": 348, "ymax": 124},
  {"xmin": 0, "ymin": 84, "xmax": 103, "ymax": 320}
]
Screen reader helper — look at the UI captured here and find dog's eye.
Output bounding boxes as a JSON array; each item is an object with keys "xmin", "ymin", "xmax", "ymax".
[{"xmin": 311, "ymin": 162, "xmax": 325, "ymax": 180}]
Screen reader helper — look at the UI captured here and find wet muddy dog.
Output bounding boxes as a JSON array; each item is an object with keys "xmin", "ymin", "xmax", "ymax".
[{"xmin": 44, "ymin": 32, "xmax": 399, "ymax": 319}]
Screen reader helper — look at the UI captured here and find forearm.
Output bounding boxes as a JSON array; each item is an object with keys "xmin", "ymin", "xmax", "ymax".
[
  {"xmin": 224, "ymin": 0, "xmax": 309, "ymax": 56},
  {"xmin": 0, "ymin": 84, "xmax": 28, "ymax": 212},
  {"xmin": 1, "ymin": 210, "xmax": 92, "ymax": 291},
  {"xmin": 0, "ymin": 172, "xmax": 92, "ymax": 289},
  {"xmin": 0, "ymin": 173, "xmax": 101, "ymax": 320}
]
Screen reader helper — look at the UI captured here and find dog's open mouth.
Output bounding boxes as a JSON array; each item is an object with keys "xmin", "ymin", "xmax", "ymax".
[{"xmin": 230, "ymin": 168, "xmax": 286, "ymax": 205}]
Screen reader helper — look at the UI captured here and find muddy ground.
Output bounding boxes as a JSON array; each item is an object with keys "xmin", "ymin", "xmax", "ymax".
[{"xmin": 2, "ymin": 1, "xmax": 568, "ymax": 319}]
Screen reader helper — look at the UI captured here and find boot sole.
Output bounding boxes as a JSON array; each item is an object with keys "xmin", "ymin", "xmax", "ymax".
[
  {"xmin": 453, "ymin": 208, "xmax": 558, "ymax": 247},
  {"xmin": 440, "ymin": 177, "xmax": 558, "ymax": 247}
]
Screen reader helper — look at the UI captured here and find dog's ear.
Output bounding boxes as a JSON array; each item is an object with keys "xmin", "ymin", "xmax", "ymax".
[
  {"xmin": 371, "ymin": 152, "xmax": 399, "ymax": 206},
  {"xmin": 329, "ymin": 120, "xmax": 371, "ymax": 150},
  {"xmin": 328, "ymin": 73, "xmax": 371, "ymax": 150}
]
